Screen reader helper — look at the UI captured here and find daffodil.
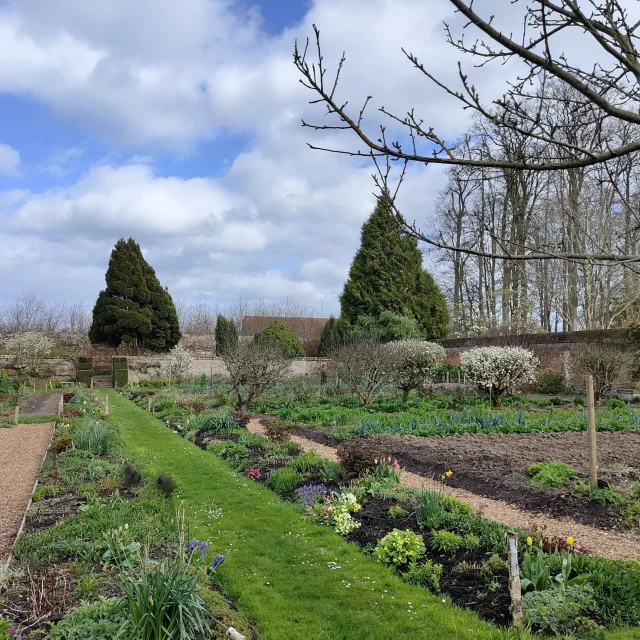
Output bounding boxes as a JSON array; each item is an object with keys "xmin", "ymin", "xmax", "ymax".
[
  {"xmin": 445, "ymin": 470, "xmax": 453, "ymax": 478},
  {"xmin": 526, "ymin": 537, "xmax": 533, "ymax": 547}
]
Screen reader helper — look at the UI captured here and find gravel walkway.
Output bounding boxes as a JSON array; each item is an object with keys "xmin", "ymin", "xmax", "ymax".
[
  {"xmin": 0, "ymin": 422, "xmax": 54, "ymax": 561},
  {"xmin": 247, "ymin": 419, "xmax": 640, "ymax": 561}
]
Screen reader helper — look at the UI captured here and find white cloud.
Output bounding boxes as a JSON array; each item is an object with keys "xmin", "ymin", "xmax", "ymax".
[{"xmin": 0, "ymin": 143, "xmax": 21, "ymax": 176}]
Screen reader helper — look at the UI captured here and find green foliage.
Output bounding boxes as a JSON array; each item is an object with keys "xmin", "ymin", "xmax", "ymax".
[
  {"xmin": 116, "ymin": 554, "xmax": 210, "ymax": 640},
  {"xmin": 224, "ymin": 442, "xmax": 250, "ymax": 469},
  {"xmin": 528, "ymin": 461, "xmax": 578, "ymax": 487},
  {"xmin": 289, "ymin": 450, "xmax": 324, "ymax": 474},
  {"xmin": 388, "ymin": 505, "xmax": 409, "ymax": 519},
  {"xmin": 462, "ymin": 533, "xmax": 480, "ymax": 550},
  {"xmin": 590, "ymin": 487, "xmax": 625, "ymax": 506},
  {"xmin": 215, "ymin": 315, "xmax": 238, "ymax": 356},
  {"xmin": 255, "ymin": 321, "xmax": 305, "ymax": 357},
  {"xmin": 606, "ymin": 397, "xmax": 627, "ymax": 410},
  {"xmin": 89, "ymin": 237, "xmax": 180, "ymax": 351},
  {"xmin": 45, "ymin": 599, "xmax": 126, "ymax": 640},
  {"xmin": 353, "ymin": 311, "xmax": 422, "ymax": 343},
  {"xmin": 73, "ymin": 419, "xmax": 118, "ymax": 455},
  {"xmin": 536, "ymin": 371, "xmax": 565, "ymax": 394},
  {"xmin": 318, "ymin": 316, "xmax": 353, "ymax": 355},
  {"xmin": 319, "ymin": 460, "xmax": 343, "ymax": 484},
  {"xmin": 156, "ymin": 474, "xmax": 176, "ymax": 496},
  {"xmin": 374, "ymin": 529, "xmax": 426, "ymax": 566},
  {"xmin": 404, "ymin": 559, "xmax": 442, "ymax": 593},
  {"xmin": 98, "ymin": 525, "xmax": 141, "ymax": 569},
  {"xmin": 431, "ymin": 530, "xmax": 463, "ymax": 554},
  {"xmin": 340, "ymin": 199, "xmax": 448, "ymax": 339},
  {"xmin": 481, "ymin": 554, "xmax": 509, "ymax": 576},
  {"xmin": 51, "ymin": 433, "xmax": 75, "ymax": 454},
  {"xmin": 267, "ymin": 467, "xmax": 304, "ymax": 495},
  {"xmin": 522, "ymin": 584, "xmax": 602, "ymax": 638},
  {"xmin": 0, "ymin": 370, "xmax": 20, "ymax": 392},
  {"xmin": 32, "ymin": 484, "xmax": 61, "ymax": 501},
  {"xmin": 121, "ymin": 463, "xmax": 142, "ymax": 488},
  {"xmin": 191, "ymin": 412, "xmax": 239, "ymax": 434}
]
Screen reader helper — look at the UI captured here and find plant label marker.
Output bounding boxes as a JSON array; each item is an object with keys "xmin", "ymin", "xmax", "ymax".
[
  {"xmin": 507, "ymin": 531, "xmax": 523, "ymax": 633},
  {"xmin": 586, "ymin": 374, "xmax": 598, "ymax": 491}
]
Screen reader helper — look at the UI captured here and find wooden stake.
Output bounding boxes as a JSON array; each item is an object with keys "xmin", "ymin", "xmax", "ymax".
[
  {"xmin": 58, "ymin": 396, "xmax": 63, "ymax": 417},
  {"xmin": 14, "ymin": 406, "xmax": 19, "ymax": 425},
  {"xmin": 148, "ymin": 397, "xmax": 152, "ymax": 412},
  {"xmin": 507, "ymin": 531, "xmax": 523, "ymax": 633},
  {"xmin": 586, "ymin": 374, "xmax": 598, "ymax": 491},
  {"xmin": 105, "ymin": 395, "xmax": 109, "ymax": 412}
]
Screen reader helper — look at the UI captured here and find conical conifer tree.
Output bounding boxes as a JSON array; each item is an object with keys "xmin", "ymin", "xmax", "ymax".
[
  {"xmin": 215, "ymin": 315, "xmax": 238, "ymax": 356},
  {"xmin": 340, "ymin": 199, "xmax": 449, "ymax": 339},
  {"xmin": 89, "ymin": 238, "xmax": 181, "ymax": 351}
]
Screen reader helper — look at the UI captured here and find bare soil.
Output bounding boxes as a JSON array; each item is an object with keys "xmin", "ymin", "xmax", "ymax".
[
  {"xmin": 21, "ymin": 393, "xmax": 62, "ymax": 417},
  {"xmin": 0, "ymin": 422, "xmax": 54, "ymax": 561}
]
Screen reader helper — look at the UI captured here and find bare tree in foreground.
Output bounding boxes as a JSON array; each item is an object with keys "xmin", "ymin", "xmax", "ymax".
[
  {"xmin": 223, "ymin": 342, "xmax": 293, "ymax": 411},
  {"xmin": 573, "ymin": 343, "xmax": 635, "ymax": 402},
  {"xmin": 331, "ymin": 339, "xmax": 398, "ymax": 406},
  {"xmin": 294, "ymin": 2, "xmax": 640, "ymax": 264}
]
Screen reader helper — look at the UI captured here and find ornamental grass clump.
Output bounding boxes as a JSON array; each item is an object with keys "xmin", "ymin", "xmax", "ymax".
[
  {"xmin": 267, "ymin": 467, "xmax": 304, "ymax": 495},
  {"xmin": 460, "ymin": 346, "xmax": 538, "ymax": 408},
  {"xmin": 374, "ymin": 529, "xmax": 426, "ymax": 566}
]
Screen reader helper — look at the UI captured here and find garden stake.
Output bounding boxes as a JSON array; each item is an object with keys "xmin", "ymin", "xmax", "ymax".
[
  {"xmin": 148, "ymin": 397, "xmax": 152, "ymax": 412},
  {"xmin": 586, "ymin": 375, "xmax": 598, "ymax": 491},
  {"xmin": 14, "ymin": 405, "xmax": 19, "ymax": 425},
  {"xmin": 507, "ymin": 531, "xmax": 523, "ymax": 634}
]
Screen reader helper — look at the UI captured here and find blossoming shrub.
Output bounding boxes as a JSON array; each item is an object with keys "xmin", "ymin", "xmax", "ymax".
[
  {"xmin": 166, "ymin": 344, "xmax": 194, "ymax": 384},
  {"xmin": 310, "ymin": 491, "xmax": 362, "ymax": 535},
  {"xmin": 374, "ymin": 529, "xmax": 425, "ymax": 566},
  {"xmin": 386, "ymin": 340, "xmax": 446, "ymax": 402},
  {"xmin": 6, "ymin": 332, "xmax": 55, "ymax": 380},
  {"xmin": 460, "ymin": 346, "xmax": 539, "ymax": 407}
]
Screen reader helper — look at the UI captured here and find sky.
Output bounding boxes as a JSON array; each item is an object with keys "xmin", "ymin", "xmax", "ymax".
[{"xmin": 0, "ymin": 0, "xmax": 521, "ymax": 317}]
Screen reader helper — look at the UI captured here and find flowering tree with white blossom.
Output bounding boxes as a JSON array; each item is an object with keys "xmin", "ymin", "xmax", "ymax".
[
  {"xmin": 165, "ymin": 344, "xmax": 194, "ymax": 384},
  {"xmin": 6, "ymin": 332, "xmax": 55, "ymax": 381},
  {"xmin": 460, "ymin": 346, "xmax": 538, "ymax": 408},
  {"xmin": 386, "ymin": 340, "xmax": 445, "ymax": 402}
]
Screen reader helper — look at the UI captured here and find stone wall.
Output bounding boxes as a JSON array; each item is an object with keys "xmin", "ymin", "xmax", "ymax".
[{"xmin": 0, "ymin": 355, "xmax": 76, "ymax": 381}]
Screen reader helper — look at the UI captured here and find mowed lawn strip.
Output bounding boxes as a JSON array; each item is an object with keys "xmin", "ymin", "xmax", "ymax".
[{"xmin": 102, "ymin": 392, "xmax": 507, "ymax": 640}]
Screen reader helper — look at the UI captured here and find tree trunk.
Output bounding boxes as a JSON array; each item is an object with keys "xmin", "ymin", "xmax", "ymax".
[
  {"xmin": 490, "ymin": 387, "xmax": 501, "ymax": 408},
  {"xmin": 402, "ymin": 388, "xmax": 410, "ymax": 403}
]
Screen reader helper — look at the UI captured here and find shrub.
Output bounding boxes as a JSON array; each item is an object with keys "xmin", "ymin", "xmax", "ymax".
[
  {"xmin": 0, "ymin": 370, "xmax": 20, "ymax": 392},
  {"xmin": 481, "ymin": 554, "xmax": 509, "ymax": 576},
  {"xmin": 122, "ymin": 463, "xmax": 142, "ymax": 489},
  {"xmin": 192, "ymin": 413, "xmax": 239, "ymax": 434},
  {"xmin": 45, "ymin": 599, "xmax": 126, "ymax": 640},
  {"xmin": 52, "ymin": 433, "xmax": 74, "ymax": 454},
  {"xmin": 404, "ymin": 559, "xmax": 442, "ymax": 592},
  {"xmin": 388, "ymin": 505, "xmax": 409, "ymax": 519},
  {"xmin": 522, "ymin": 584, "xmax": 600, "ymax": 637},
  {"xmin": 374, "ymin": 529, "xmax": 426, "ymax": 566},
  {"xmin": 431, "ymin": 530, "xmax": 462, "ymax": 554},
  {"xmin": 528, "ymin": 461, "xmax": 578, "ymax": 487},
  {"xmin": 460, "ymin": 346, "xmax": 538, "ymax": 407},
  {"xmin": 156, "ymin": 474, "xmax": 177, "ymax": 497},
  {"xmin": 255, "ymin": 321, "xmax": 305, "ymax": 357},
  {"xmin": 353, "ymin": 311, "xmax": 423, "ymax": 343},
  {"xmin": 6, "ymin": 332, "xmax": 55, "ymax": 379},
  {"xmin": 573, "ymin": 343, "xmax": 634, "ymax": 402},
  {"xmin": 264, "ymin": 420, "xmax": 293, "ymax": 443},
  {"xmin": 536, "ymin": 371, "xmax": 565, "ymax": 395},
  {"xmin": 386, "ymin": 340, "xmax": 446, "ymax": 402},
  {"xmin": 267, "ymin": 467, "xmax": 304, "ymax": 495},
  {"xmin": 116, "ymin": 554, "xmax": 210, "ymax": 640},
  {"xmin": 289, "ymin": 450, "xmax": 324, "ymax": 474},
  {"xmin": 336, "ymin": 437, "xmax": 390, "ymax": 474},
  {"xmin": 73, "ymin": 420, "xmax": 117, "ymax": 455},
  {"xmin": 605, "ymin": 397, "xmax": 627, "ymax": 410},
  {"xmin": 462, "ymin": 533, "xmax": 480, "ymax": 550}
]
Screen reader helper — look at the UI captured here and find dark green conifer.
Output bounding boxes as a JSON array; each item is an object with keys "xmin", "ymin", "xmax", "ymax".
[{"xmin": 215, "ymin": 315, "xmax": 238, "ymax": 356}]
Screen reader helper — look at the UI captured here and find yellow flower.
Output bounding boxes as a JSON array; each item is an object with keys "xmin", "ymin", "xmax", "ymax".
[
  {"xmin": 149, "ymin": 596, "xmax": 154, "ymax": 607},
  {"xmin": 445, "ymin": 470, "xmax": 453, "ymax": 478},
  {"xmin": 526, "ymin": 537, "xmax": 533, "ymax": 547},
  {"xmin": 566, "ymin": 536, "xmax": 575, "ymax": 547},
  {"xmin": 440, "ymin": 474, "xmax": 446, "ymax": 481}
]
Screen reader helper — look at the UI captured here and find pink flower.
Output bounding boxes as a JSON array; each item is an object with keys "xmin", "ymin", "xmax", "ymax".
[
  {"xmin": 176, "ymin": 425, "xmax": 183, "ymax": 432},
  {"xmin": 248, "ymin": 468, "xmax": 260, "ymax": 479}
]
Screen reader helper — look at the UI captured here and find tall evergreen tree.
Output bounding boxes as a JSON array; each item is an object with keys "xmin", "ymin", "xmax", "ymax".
[
  {"xmin": 215, "ymin": 315, "xmax": 238, "ymax": 356},
  {"xmin": 318, "ymin": 316, "xmax": 353, "ymax": 355},
  {"xmin": 340, "ymin": 200, "xmax": 449, "ymax": 339},
  {"xmin": 89, "ymin": 238, "xmax": 181, "ymax": 351}
]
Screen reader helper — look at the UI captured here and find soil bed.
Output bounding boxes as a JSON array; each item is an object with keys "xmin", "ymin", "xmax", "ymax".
[
  {"xmin": 21, "ymin": 393, "xmax": 62, "ymax": 417},
  {"xmin": 371, "ymin": 430, "xmax": 640, "ymax": 529}
]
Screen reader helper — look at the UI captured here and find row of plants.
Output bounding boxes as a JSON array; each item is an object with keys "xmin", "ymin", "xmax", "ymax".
[
  {"xmin": 173, "ymin": 412, "xmax": 640, "ymax": 638},
  {"xmin": 0, "ymin": 391, "xmax": 254, "ymax": 639}
]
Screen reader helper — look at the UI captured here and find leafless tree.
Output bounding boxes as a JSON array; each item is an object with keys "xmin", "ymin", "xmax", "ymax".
[
  {"xmin": 330, "ymin": 339, "xmax": 398, "ymax": 406},
  {"xmin": 64, "ymin": 301, "xmax": 91, "ymax": 334},
  {"xmin": 572, "ymin": 342, "xmax": 635, "ymax": 401},
  {"xmin": 223, "ymin": 341, "xmax": 293, "ymax": 411},
  {"xmin": 294, "ymin": 2, "xmax": 640, "ymax": 264}
]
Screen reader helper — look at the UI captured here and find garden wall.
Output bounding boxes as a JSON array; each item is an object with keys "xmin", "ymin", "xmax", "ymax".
[
  {"xmin": 0, "ymin": 355, "xmax": 76, "ymax": 381},
  {"xmin": 441, "ymin": 329, "xmax": 637, "ymax": 387}
]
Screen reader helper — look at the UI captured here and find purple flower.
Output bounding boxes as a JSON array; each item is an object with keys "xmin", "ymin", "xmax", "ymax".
[
  {"xmin": 188, "ymin": 539, "xmax": 200, "ymax": 553},
  {"xmin": 296, "ymin": 484, "xmax": 327, "ymax": 505},
  {"xmin": 210, "ymin": 554, "xmax": 225, "ymax": 569},
  {"xmin": 198, "ymin": 540, "xmax": 209, "ymax": 555},
  {"xmin": 9, "ymin": 626, "xmax": 16, "ymax": 637}
]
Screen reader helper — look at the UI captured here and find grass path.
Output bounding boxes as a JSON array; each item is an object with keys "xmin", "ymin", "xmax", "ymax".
[{"xmin": 102, "ymin": 392, "xmax": 512, "ymax": 640}]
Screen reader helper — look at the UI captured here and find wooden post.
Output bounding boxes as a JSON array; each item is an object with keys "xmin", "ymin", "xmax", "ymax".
[
  {"xmin": 507, "ymin": 531, "xmax": 523, "ymax": 633},
  {"xmin": 91, "ymin": 376, "xmax": 94, "ymax": 389},
  {"xmin": 586, "ymin": 374, "xmax": 598, "ymax": 491},
  {"xmin": 446, "ymin": 371, "xmax": 450, "ymax": 384},
  {"xmin": 14, "ymin": 406, "xmax": 19, "ymax": 425},
  {"xmin": 105, "ymin": 395, "xmax": 109, "ymax": 413},
  {"xmin": 148, "ymin": 397, "xmax": 152, "ymax": 412},
  {"xmin": 58, "ymin": 396, "xmax": 63, "ymax": 417},
  {"xmin": 457, "ymin": 370, "xmax": 461, "ymax": 385}
]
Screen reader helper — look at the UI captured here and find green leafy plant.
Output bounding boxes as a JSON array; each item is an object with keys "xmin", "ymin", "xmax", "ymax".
[
  {"xmin": 156, "ymin": 474, "xmax": 176, "ymax": 497},
  {"xmin": 388, "ymin": 505, "xmax": 409, "ymax": 519},
  {"xmin": 462, "ymin": 533, "xmax": 480, "ymax": 550},
  {"xmin": 319, "ymin": 460, "xmax": 342, "ymax": 484},
  {"xmin": 115, "ymin": 554, "xmax": 210, "ymax": 640},
  {"xmin": 528, "ymin": 461, "xmax": 578, "ymax": 487},
  {"xmin": 481, "ymin": 554, "xmax": 509, "ymax": 576},
  {"xmin": 522, "ymin": 584, "xmax": 601, "ymax": 638},
  {"xmin": 431, "ymin": 530, "xmax": 462, "ymax": 554},
  {"xmin": 536, "ymin": 371, "xmax": 565, "ymax": 395},
  {"xmin": 51, "ymin": 433, "xmax": 75, "ymax": 454},
  {"xmin": 121, "ymin": 463, "xmax": 142, "ymax": 489},
  {"xmin": 289, "ymin": 450, "xmax": 324, "ymax": 474},
  {"xmin": 590, "ymin": 487, "xmax": 625, "ymax": 506},
  {"xmin": 404, "ymin": 559, "xmax": 442, "ymax": 592},
  {"xmin": 267, "ymin": 467, "xmax": 304, "ymax": 495},
  {"xmin": 224, "ymin": 442, "xmax": 250, "ymax": 469},
  {"xmin": 46, "ymin": 599, "xmax": 126, "ymax": 640},
  {"xmin": 99, "ymin": 525, "xmax": 141, "ymax": 569},
  {"xmin": 375, "ymin": 529, "xmax": 426, "ymax": 566},
  {"xmin": 254, "ymin": 321, "xmax": 305, "ymax": 357},
  {"xmin": 191, "ymin": 412, "xmax": 239, "ymax": 434},
  {"xmin": 73, "ymin": 420, "xmax": 117, "ymax": 455},
  {"xmin": 32, "ymin": 484, "xmax": 61, "ymax": 501}
]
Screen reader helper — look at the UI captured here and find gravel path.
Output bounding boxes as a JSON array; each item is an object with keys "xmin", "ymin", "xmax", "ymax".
[
  {"xmin": 20, "ymin": 393, "xmax": 61, "ymax": 417},
  {"xmin": 0, "ymin": 422, "xmax": 54, "ymax": 561},
  {"xmin": 247, "ymin": 419, "xmax": 640, "ymax": 561}
]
